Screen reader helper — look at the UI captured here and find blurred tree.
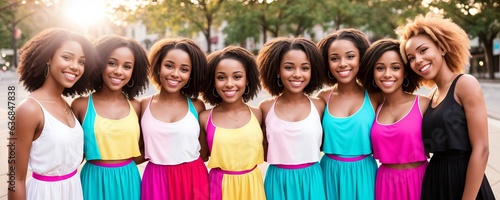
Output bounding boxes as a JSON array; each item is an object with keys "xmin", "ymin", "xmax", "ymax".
[
  {"xmin": 430, "ymin": 0, "xmax": 500, "ymax": 79},
  {"xmin": 361, "ymin": 0, "xmax": 427, "ymax": 40},
  {"xmin": 317, "ymin": 0, "xmax": 365, "ymax": 31},
  {"xmin": 222, "ymin": 1, "xmax": 261, "ymax": 46},
  {"xmin": 130, "ymin": 0, "xmax": 226, "ymax": 53}
]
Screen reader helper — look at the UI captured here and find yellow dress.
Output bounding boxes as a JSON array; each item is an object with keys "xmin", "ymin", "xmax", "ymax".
[{"xmin": 206, "ymin": 107, "xmax": 266, "ymax": 200}]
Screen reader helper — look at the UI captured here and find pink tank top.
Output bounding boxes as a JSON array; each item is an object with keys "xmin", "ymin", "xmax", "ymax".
[{"xmin": 371, "ymin": 96, "xmax": 427, "ymax": 164}]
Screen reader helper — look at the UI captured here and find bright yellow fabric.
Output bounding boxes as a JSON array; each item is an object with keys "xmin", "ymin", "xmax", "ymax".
[
  {"xmin": 221, "ymin": 168, "xmax": 265, "ymax": 200},
  {"xmin": 94, "ymin": 102, "xmax": 141, "ymax": 160}
]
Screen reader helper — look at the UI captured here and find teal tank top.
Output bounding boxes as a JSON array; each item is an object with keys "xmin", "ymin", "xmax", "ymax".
[{"xmin": 322, "ymin": 90, "xmax": 375, "ymax": 156}]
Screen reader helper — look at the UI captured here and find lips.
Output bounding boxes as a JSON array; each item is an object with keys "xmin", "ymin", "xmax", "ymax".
[
  {"xmin": 63, "ymin": 72, "xmax": 77, "ymax": 81},
  {"xmin": 290, "ymin": 80, "xmax": 303, "ymax": 87},
  {"xmin": 223, "ymin": 90, "xmax": 237, "ymax": 97},
  {"xmin": 419, "ymin": 63, "xmax": 431, "ymax": 73},
  {"xmin": 109, "ymin": 77, "xmax": 123, "ymax": 84},
  {"xmin": 338, "ymin": 69, "xmax": 351, "ymax": 77},
  {"xmin": 167, "ymin": 79, "xmax": 180, "ymax": 87},
  {"xmin": 381, "ymin": 80, "xmax": 395, "ymax": 87}
]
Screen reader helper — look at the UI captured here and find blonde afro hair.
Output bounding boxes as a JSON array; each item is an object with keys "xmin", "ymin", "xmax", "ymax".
[{"xmin": 396, "ymin": 12, "xmax": 471, "ymax": 86}]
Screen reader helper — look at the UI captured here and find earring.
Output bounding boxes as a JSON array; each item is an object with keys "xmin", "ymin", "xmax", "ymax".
[
  {"xmin": 277, "ymin": 77, "xmax": 283, "ymax": 87},
  {"xmin": 183, "ymin": 78, "xmax": 191, "ymax": 89},
  {"xmin": 244, "ymin": 84, "xmax": 249, "ymax": 95},
  {"xmin": 442, "ymin": 53, "xmax": 446, "ymax": 56},
  {"xmin": 372, "ymin": 79, "xmax": 378, "ymax": 88},
  {"xmin": 327, "ymin": 71, "xmax": 335, "ymax": 80},
  {"xmin": 403, "ymin": 78, "xmax": 410, "ymax": 87},
  {"xmin": 44, "ymin": 64, "xmax": 50, "ymax": 77},
  {"xmin": 127, "ymin": 79, "xmax": 134, "ymax": 87},
  {"xmin": 212, "ymin": 88, "xmax": 219, "ymax": 97}
]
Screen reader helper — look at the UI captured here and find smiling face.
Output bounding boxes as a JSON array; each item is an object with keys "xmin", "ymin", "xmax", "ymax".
[
  {"xmin": 279, "ymin": 49, "xmax": 311, "ymax": 94},
  {"xmin": 404, "ymin": 34, "xmax": 446, "ymax": 80},
  {"xmin": 159, "ymin": 49, "xmax": 192, "ymax": 94},
  {"xmin": 47, "ymin": 40, "xmax": 86, "ymax": 88},
  {"xmin": 101, "ymin": 46, "xmax": 135, "ymax": 91},
  {"xmin": 214, "ymin": 58, "xmax": 247, "ymax": 104},
  {"xmin": 327, "ymin": 39, "xmax": 360, "ymax": 84},
  {"xmin": 373, "ymin": 50, "xmax": 406, "ymax": 94}
]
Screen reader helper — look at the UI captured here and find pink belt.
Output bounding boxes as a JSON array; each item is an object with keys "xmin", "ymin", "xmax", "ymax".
[
  {"xmin": 32, "ymin": 169, "xmax": 77, "ymax": 182},
  {"xmin": 209, "ymin": 165, "xmax": 257, "ymax": 200},
  {"xmin": 327, "ymin": 154, "xmax": 369, "ymax": 162},
  {"xmin": 275, "ymin": 162, "xmax": 315, "ymax": 169},
  {"xmin": 88, "ymin": 158, "xmax": 133, "ymax": 167}
]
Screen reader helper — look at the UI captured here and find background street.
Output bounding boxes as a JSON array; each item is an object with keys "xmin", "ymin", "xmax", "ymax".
[{"xmin": 1, "ymin": 70, "xmax": 499, "ymax": 199}]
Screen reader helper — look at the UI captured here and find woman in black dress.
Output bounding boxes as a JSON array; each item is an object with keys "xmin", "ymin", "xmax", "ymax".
[{"xmin": 397, "ymin": 12, "xmax": 495, "ymax": 200}]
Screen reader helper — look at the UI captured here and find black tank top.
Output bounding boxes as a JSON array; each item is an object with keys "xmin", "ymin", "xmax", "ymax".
[{"xmin": 422, "ymin": 74, "xmax": 472, "ymax": 153}]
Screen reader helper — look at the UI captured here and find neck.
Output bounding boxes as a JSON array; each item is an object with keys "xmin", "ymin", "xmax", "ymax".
[
  {"xmin": 219, "ymin": 101, "xmax": 247, "ymax": 111},
  {"xmin": 433, "ymin": 62, "xmax": 456, "ymax": 88},
  {"xmin": 383, "ymin": 89, "xmax": 410, "ymax": 106},
  {"xmin": 279, "ymin": 91, "xmax": 307, "ymax": 103},
  {"xmin": 157, "ymin": 91, "xmax": 185, "ymax": 102},
  {"xmin": 337, "ymin": 81, "xmax": 363, "ymax": 95},
  {"xmin": 95, "ymin": 86, "xmax": 126, "ymax": 100}
]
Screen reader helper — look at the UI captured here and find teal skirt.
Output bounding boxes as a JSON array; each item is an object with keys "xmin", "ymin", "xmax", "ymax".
[
  {"xmin": 81, "ymin": 160, "xmax": 141, "ymax": 200},
  {"xmin": 320, "ymin": 154, "xmax": 377, "ymax": 200},
  {"xmin": 264, "ymin": 162, "xmax": 326, "ymax": 200}
]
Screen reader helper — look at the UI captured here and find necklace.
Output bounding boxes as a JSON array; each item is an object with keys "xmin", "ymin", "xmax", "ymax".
[
  {"xmin": 40, "ymin": 88, "xmax": 69, "ymax": 115},
  {"xmin": 221, "ymin": 105, "xmax": 242, "ymax": 121}
]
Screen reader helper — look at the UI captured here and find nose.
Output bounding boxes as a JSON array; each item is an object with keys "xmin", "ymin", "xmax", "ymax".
[
  {"xmin": 69, "ymin": 61, "xmax": 79, "ymax": 71},
  {"xmin": 171, "ymin": 68, "xmax": 180, "ymax": 78},
  {"xmin": 383, "ymin": 68, "xmax": 392, "ymax": 78},
  {"xmin": 293, "ymin": 68, "xmax": 302, "ymax": 78},
  {"xmin": 225, "ymin": 78, "xmax": 235, "ymax": 88},
  {"xmin": 113, "ymin": 66, "xmax": 123, "ymax": 75},
  {"xmin": 415, "ymin": 54, "xmax": 423, "ymax": 64},
  {"xmin": 339, "ymin": 59, "xmax": 347, "ymax": 68}
]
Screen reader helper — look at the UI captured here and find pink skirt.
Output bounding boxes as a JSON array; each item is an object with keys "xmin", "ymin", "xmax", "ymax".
[
  {"xmin": 141, "ymin": 157, "xmax": 209, "ymax": 200},
  {"xmin": 375, "ymin": 161, "xmax": 428, "ymax": 200}
]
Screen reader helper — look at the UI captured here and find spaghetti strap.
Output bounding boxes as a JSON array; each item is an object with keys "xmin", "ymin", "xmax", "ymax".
[
  {"xmin": 206, "ymin": 108, "xmax": 216, "ymax": 152},
  {"xmin": 326, "ymin": 89, "xmax": 334, "ymax": 103}
]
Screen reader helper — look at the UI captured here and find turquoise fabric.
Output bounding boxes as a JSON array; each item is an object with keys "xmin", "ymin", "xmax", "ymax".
[
  {"xmin": 264, "ymin": 162, "xmax": 326, "ymax": 200},
  {"xmin": 80, "ymin": 161, "xmax": 141, "ymax": 200},
  {"xmin": 321, "ymin": 90, "xmax": 375, "ymax": 156},
  {"xmin": 320, "ymin": 155, "xmax": 377, "ymax": 200},
  {"xmin": 82, "ymin": 94, "xmax": 101, "ymax": 160}
]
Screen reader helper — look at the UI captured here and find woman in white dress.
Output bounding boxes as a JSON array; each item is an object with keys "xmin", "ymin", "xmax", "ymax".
[{"xmin": 9, "ymin": 28, "xmax": 102, "ymax": 200}]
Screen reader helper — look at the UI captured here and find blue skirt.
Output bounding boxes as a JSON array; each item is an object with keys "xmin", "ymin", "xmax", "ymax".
[
  {"xmin": 81, "ymin": 160, "xmax": 141, "ymax": 200},
  {"xmin": 264, "ymin": 162, "xmax": 326, "ymax": 200},
  {"xmin": 320, "ymin": 154, "xmax": 377, "ymax": 200}
]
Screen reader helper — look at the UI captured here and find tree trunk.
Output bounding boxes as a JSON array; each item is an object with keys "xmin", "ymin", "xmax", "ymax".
[
  {"xmin": 482, "ymin": 38, "xmax": 495, "ymax": 79},
  {"xmin": 11, "ymin": 23, "xmax": 17, "ymax": 68}
]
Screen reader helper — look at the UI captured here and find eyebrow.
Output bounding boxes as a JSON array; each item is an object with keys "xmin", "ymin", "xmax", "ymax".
[
  {"xmin": 329, "ymin": 50, "xmax": 356, "ymax": 56},
  {"xmin": 165, "ymin": 59, "xmax": 191, "ymax": 67},
  {"xmin": 408, "ymin": 43, "xmax": 426, "ymax": 56}
]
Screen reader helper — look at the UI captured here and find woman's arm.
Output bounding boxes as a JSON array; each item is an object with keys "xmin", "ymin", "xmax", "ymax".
[
  {"xmin": 8, "ymin": 99, "xmax": 42, "ymax": 200},
  {"xmin": 456, "ymin": 75, "xmax": 489, "ymax": 200}
]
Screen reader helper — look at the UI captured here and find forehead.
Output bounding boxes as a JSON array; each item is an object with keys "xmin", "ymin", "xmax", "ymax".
[
  {"xmin": 109, "ymin": 46, "xmax": 135, "ymax": 62},
  {"xmin": 164, "ymin": 49, "xmax": 191, "ymax": 63},
  {"xmin": 377, "ymin": 50, "xmax": 403, "ymax": 64},
  {"xmin": 282, "ymin": 49, "xmax": 308, "ymax": 62},
  {"xmin": 405, "ymin": 34, "xmax": 433, "ymax": 52},
  {"xmin": 216, "ymin": 58, "xmax": 245, "ymax": 73},
  {"xmin": 328, "ymin": 39, "xmax": 359, "ymax": 54},
  {"xmin": 56, "ymin": 40, "xmax": 84, "ymax": 56}
]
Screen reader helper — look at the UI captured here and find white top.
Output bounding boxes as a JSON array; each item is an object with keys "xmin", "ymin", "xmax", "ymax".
[
  {"xmin": 141, "ymin": 96, "xmax": 201, "ymax": 165},
  {"xmin": 265, "ymin": 97, "xmax": 323, "ymax": 164},
  {"xmin": 28, "ymin": 97, "xmax": 84, "ymax": 176}
]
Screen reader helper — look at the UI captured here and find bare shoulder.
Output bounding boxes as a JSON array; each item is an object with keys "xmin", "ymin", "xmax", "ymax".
[
  {"xmin": 17, "ymin": 98, "xmax": 43, "ymax": 118},
  {"xmin": 129, "ymin": 98, "xmax": 141, "ymax": 114},
  {"xmin": 315, "ymin": 87, "xmax": 334, "ymax": 102},
  {"xmin": 416, "ymin": 94, "xmax": 430, "ymax": 113},
  {"xmin": 258, "ymin": 98, "xmax": 275, "ymax": 114},
  {"xmin": 310, "ymin": 96, "xmax": 326, "ymax": 111},
  {"xmin": 249, "ymin": 105, "xmax": 263, "ymax": 124},
  {"xmin": 70, "ymin": 96, "xmax": 89, "ymax": 112},
  {"xmin": 456, "ymin": 74, "xmax": 481, "ymax": 92},
  {"xmin": 199, "ymin": 108, "xmax": 211, "ymax": 124},
  {"xmin": 191, "ymin": 97, "xmax": 207, "ymax": 113},
  {"xmin": 138, "ymin": 95, "xmax": 152, "ymax": 108}
]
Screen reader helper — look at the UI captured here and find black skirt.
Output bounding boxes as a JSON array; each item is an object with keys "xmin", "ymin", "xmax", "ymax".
[{"xmin": 421, "ymin": 151, "xmax": 495, "ymax": 200}]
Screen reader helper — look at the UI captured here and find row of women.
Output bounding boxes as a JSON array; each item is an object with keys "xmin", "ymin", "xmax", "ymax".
[{"xmin": 10, "ymin": 12, "xmax": 496, "ymax": 200}]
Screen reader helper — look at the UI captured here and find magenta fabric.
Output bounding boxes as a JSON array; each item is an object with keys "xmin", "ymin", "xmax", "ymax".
[
  {"xmin": 87, "ymin": 159, "xmax": 132, "ymax": 168},
  {"xmin": 208, "ymin": 165, "xmax": 257, "ymax": 200},
  {"xmin": 375, "ymin": 162, "xmax": 428, "ymax": 200},
  {"xmin": 371, "ymin": 96, "xmax": 427, "ymax": 164},
  {"xmin": 326, "ymin": 154, "xmax": 369, "ymax": 162},
  {"xmin": 141, "ymin": 158, "xmax": 209, "ymax": 200},
  {"xmin": 32, "ymin": 169, "xmax": 77, "ymax": 182},
  {"xmin": 206, "ymin": 109, "xmax": 216, "ymax": 152},
  {"xmin": 274, "ymin": 162, "xmax": 315, "ymax": 169}
]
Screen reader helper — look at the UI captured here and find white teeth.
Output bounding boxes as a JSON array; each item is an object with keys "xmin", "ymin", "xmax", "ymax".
[
  {"xmin": 224, "ymin": 91, "xmax": 237, "ymax": 96},
  {"xmin": 110, "ymin": 78, "xmax": 122, "ymax": 83},
  {"xmin": 382, "ymin": 81, "xmax": 395, "ymax": 87},
  {"xmin": 64, "ymin": 73, "xmax": 76, "ymax": 79},
  {"xmin": 420, "ymin": 64, "xmax": 430, "ymax": 72},
  {"xmin": 168, "ymin": 80, "xmax": 180, "ymax": 86},
  {"xmin": 290, "ymin": 81, "xmax": 302, "ymax": 86},
  {"xmin": 338, "ymin": 70, "xmax": 350, "ymax": 76}
]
